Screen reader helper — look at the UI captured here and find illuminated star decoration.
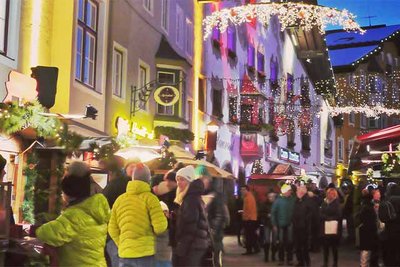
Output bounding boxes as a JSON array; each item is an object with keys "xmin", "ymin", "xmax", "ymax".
[{"xmin": 203, "ymin": 2, "xmax": 365, "ymax": 39}]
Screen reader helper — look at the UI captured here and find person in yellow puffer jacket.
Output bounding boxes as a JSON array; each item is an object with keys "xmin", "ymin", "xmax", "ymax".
[
  {"xmin": 109, "ymin": 163, "xmax": 167, "ymax": 267},
  {"xmin": 36, "ymin": 174, "xmax": 110, "ymax": 267}
]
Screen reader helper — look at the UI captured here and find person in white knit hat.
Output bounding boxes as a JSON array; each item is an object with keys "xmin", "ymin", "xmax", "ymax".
[
  {"xmin": 169, "ymin": 165, "xmax": 196, "ymax": 266},
  {"xmin": 174, "ymin": 165, "xmax": 196, "ymax": 205}
]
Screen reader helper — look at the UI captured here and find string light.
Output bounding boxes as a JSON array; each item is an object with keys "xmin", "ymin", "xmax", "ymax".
[
  {"xmin": 203, "ymin": 2, "xmax": 365, "ymax": 39},
  {"xmin": 251, "ymin": 158, "xmax": 264, "ymax": 174}
]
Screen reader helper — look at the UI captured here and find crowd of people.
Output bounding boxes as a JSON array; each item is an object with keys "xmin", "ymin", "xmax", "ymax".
[
  {"xmin": 33, "ymin": 159, "xmax": 229, "ymax": 267},
  {"xmin": 3, "ymin": 153, "xmax": 399, "ymax": 267},
  {"xmin": 240, "ymin": 178, "xmax": 400, "ymax": 267}
]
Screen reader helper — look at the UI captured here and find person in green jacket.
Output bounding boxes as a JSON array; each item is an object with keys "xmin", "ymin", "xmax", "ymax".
[
  {"xmin": 108, "ymin": 163, "xmax": 168, "ymax": 267},
  {"xmin": 271, "ymin": 183, "xmax": 296, "ymax": 266},
  {"xmin": 36, "ymin": 173, "xmax": 110, "ymax": 267}
]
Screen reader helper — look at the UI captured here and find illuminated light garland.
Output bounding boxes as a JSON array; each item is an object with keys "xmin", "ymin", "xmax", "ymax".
[
  {"xmin": 203, "ymin": 2, "xmax": 365, "ymax": 39},
  {"xmin": 325, "ymin": 105, "xmax": 400, "ymax": 118}
]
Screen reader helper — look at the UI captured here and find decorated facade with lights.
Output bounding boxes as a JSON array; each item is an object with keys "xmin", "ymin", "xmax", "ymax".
[
  {"xmin": 201, "ymin": 0, "xmax": 336, "ymax": 185},
  {"xmin": 326, "ymin": 24, "xmax": 400, "ymax": 170}
]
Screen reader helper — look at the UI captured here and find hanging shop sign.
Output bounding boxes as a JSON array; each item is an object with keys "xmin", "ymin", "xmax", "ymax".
[
  {"xmin": 131, "ymin": 122, "xmax": 154, "ymax": 139},
  {"xmin": 154, "ymin": 86, "xmax": 180, "ymax": 106},
  {"xmin": 116, "ymin": 117, "xmax": 130, "ymax": 137},
  {"xmin": 279, "ymin": 147, "xmax": 300, "ymax": 164},
  {"xmin": 288, "ymin": 151, "xmax": 300, "ymax": 164},
  {"xmin": 3, "ymin": 71, "xmax": 37, "ymax": 102},
  {"xmin": 279, "ymin": 147, "xmax": 289, "ymax": 161}
]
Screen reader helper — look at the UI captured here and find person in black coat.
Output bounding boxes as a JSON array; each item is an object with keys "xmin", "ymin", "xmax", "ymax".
[
  {"xmin": 320, "ymin": 188, "xmax": 342, "ymax": 267},
  {"xmin": 292, "ymin": 185, "xmax": 312, "ymax": 267},
  {"xmin": 378, "ymin": 183, "xmax": 400, "ymax": 266},
  {"xmin": 175, "ymin": 179, "xmax": 210, "ymax": 267},
  {"xmin": 306, "ymin": 181, "xmax": 323, "ymax": 252},
  {"xmin": 359, "ymin": 190, "xmax": 378, "ymax": 267}
]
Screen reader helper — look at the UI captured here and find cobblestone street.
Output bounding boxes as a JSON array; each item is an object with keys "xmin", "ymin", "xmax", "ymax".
[{"xmin": 223, "ymin": 236, "xmax": 360, "ymax": 267}]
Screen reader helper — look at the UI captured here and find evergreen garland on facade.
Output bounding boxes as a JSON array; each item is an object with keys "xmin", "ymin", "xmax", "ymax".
[
  {"xmin": 0, "ymin": 101, "xmax": 60, "ymax": 137},
  {"xmin": 21, "ymin": 153, "xmax": 39, "ymax": 224}
]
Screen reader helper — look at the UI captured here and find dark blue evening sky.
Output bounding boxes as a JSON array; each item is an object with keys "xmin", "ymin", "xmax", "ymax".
[{"xmin": 319, "ymin": 0, "xmax": 400, "ymax": 29}]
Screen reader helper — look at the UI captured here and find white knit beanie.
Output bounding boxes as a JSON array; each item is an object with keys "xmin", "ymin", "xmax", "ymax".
[{"xmin": 176, "ymin": 165, "xmax": 195, "ymax": 182}]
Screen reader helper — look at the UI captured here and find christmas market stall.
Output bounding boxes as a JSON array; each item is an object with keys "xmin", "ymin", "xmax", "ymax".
[
  {"xmin": 349, "ymin": 124, "xmax": 400, "ymax": 183},
  {"xmin": 248, "ymin": 160, "xmax": 299, "ymax": 204}
]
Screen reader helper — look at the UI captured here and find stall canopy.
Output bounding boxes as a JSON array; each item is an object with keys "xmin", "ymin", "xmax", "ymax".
[
  {"xmin": 250, "ymin": 163, "xmax": 297, "ymax": 179},
  {"xmin": 164, "ymin": 145, "xmax": 235, "ymax": 179},
  {"xmin": 349, "ymin": 124, "xmax": 400, "ymax": 172}
]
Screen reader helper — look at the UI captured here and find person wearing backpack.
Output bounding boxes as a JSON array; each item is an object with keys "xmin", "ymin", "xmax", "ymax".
[{"xmin": 378, "ymin": 182, "xmax": 400, "ymax": 266}]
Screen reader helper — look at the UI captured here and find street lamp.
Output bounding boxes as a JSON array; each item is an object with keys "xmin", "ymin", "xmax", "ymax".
[{"xmin": 207, "ymin": 120, "xmax": 219, "ymax": 132}]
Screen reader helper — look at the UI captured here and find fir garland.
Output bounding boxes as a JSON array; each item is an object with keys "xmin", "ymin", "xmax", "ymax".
[
  {"xmin": 0, "ymin": 101, "xmax": 60, "ymax": 137},
  {"xmin": 22, "ymin": 153, "xmax": 39, "ymax": 224},
  {"xmin": 381, "ymin": 146, "xmax": 400, "ymax": 177},
  {"xmin": 154, "ymin": 126, "xmax": 194, "ymax": 143},
  {"xmin": 57, "ymin": 124, "xmax": 84, "ymax": 156}
]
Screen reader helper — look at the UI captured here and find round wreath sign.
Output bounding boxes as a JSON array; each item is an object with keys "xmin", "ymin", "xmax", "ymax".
[{"xmin": 154, "ymin": 86, "xmax": 180, "ymax": 106}]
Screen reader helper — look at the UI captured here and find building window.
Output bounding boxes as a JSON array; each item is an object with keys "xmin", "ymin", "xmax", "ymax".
[
  {"xmin": 257, "ymin": 50, "xmax": 265, "ymax": 75},
  {"xmin": 156, "ymin": 70, "xmax": 175, "ymax": 116},
  {"xmin": 0, "ymin": 0, "xmax": 9, "ymax": 55},
  {"xmin": 300, "ymin": 78, "xmax": 310, "ymax": 106},
  {"xmin": 348, "ymin": 112, "xmax": 355, "ymax": 126},
  {"xmin": 359, "ymin": 70, "xmax": 366, "ymax": 91},
  {"xmin": 229, "ymin": 96, "xmax": 238, "ymax": 123},
  {"xmin": 157, "ymin": 104, "xmax": 174, "ymax": 115},
  {"xmin": 143, "ymin": 0, "xmax": 153, "ymax": 13},
  {"xmin": 185, "ymin": 18, "xmax": 193, "ymax": 57},
  {"xmin": 139, "ymin": 64, "xmax": 149, "ymax": 110},
  {"xmin": 198, "ymin": 78, "xmax": 206, "ymax": 112},
  {"xmin": 211, "ymin": 27, "xmax": 221, "ymax": 48},
  {"xmin": 247, "ymin": 44, "xmax": 255, "ymax": 71},
  {"xmin": 75, "ymin": 0, "xmax": 98, "ymax": 89},
  {"xmin": 112, "ymin": 48, "xmax": 123, "ymax": 97},
  {"xmin": 360, "ymin": 114, "xmax": 367, "ymax": 129},
  {"xmin": 287, "ymin": 73, "xmax": 294, "ymax": 100},
  {"xmin": 176, "ymin": 5, "xmax": 184, "ymax": 49},
  {"xmin": 368, "ymin": 75, "xmax": 376, "ymax": 92},
  {"xmin": 338, "ymin": 137, "xmax": 344, "ymax": 162},
  {"xmin": 161, "ymin": 0, "xmax": 169, "ymax": 32},
  {"xmin": 241, "ymin": 104, "xmax": 253, "ymax": 124},
  {"xmin": 348, "ymin": 139, "xmax": 354, "ymax": 156},
  {"xmin": 368, "ymin": 117, "xmax": 380, "ymax": 129},
  {"xmin": 157, "ymin": 72, "xmax": 175, "ymax": 84},
  {"xmin": 270, "ymin": 57, "xmax": 278, "ymax": 93},
  {"xmin": 212, "ymin": 88, "xmax": 223, "ymax": 118},
  {"xmin": 227, "ymin": 26, "xmax": 236, "ymax": 57}
]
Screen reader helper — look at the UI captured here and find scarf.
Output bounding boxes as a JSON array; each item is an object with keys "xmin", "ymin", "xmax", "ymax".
[{"xmin": 174, "ymin": 186, "xmax": 189, "ymax": 205}]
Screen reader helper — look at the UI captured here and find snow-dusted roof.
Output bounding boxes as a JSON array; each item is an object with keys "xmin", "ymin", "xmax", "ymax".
[
  {"xmin": 328, "ymin": 45, "xmax": 378, "ymax": 67},
  {"xmin": 326, "ymin": 24, "xmax": 400, "ymax": 47},
  {"xmin": 326, "ymin": 24, "xmax": 400, "ymax": 68}
]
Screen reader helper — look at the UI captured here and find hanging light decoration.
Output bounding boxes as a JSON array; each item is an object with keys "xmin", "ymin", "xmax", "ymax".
[{"xmin": 203, "ymin": 2, "xmax": 365, "ymax": 39}]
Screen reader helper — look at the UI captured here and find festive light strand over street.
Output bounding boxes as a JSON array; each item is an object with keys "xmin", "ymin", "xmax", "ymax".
[{"xmin": 203, "ymin": 2, "xmax": 365, "ymax": 39}]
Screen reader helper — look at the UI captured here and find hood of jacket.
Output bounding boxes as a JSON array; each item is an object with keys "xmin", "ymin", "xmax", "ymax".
[
  {"xmin": 126, "ymin": 180, "xmax": 151, "ymax": 195},
  {"xmin": 186, "ymin": 179, "xmax": 204, "ymax": 197},
  {"xmin": 73, "ymin": 193, "xmax": 110, "ymax": 225}
]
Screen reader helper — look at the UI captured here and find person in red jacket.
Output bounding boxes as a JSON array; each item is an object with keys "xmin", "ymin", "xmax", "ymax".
[{"xmin": 241, "ymin": 185, "xmax": 259, "ymax": 255}]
